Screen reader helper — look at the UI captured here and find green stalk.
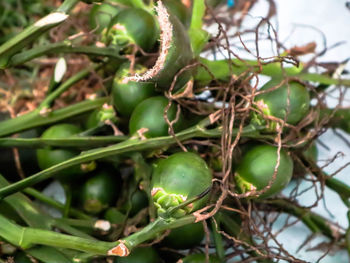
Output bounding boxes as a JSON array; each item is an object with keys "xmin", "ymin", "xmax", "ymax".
[
  {"xmin": 0, "ymin": 0, "xmax": 80, "ymax": 68},
  {"xmin": 319, "ymin": 107, "xmax": 350, "ymax": 134},
  {"xmin": 0, "ymin": 175, "xmax": 51, "ymax": 229},
  {"xmin": 39, "ymin": 63, "xmax": 101, "ymax": 110},
  {"xmin": 0, "ymin": 212, "xmax": 197, "ymax": 257},
  {"xmin": 62, "ymin": 185, "xmax": 72, "ymax": 218},
  {"xmin": 0, "ymin": 135, "xmax": 128, "ymax": 149},
  {"xmin": 0, "ymin": 175, "xmax": 94, "ymax": 239},
  {"xmin": 0, "ymin": 214, "xmax": 115, "ymax": 254},
  {"xmin": 57, "ymin": 0, "xmax": 81, "ymax": 12},
  {"xmin": 56, "ymin": 218, "xmax": 110, "ymax": 232},
  {"xmin": 346, "ymin": 211, "xmax": 350, "ymax": 257},
  {"xmin": 259, "ymin": 199, "xmax": 339, "ymax": 240},
  {"xmin": 0, "ymin": 123, "xmax": 266, "ymax": 199},
  {"xmin": 8, "ymin": 43, "xmax": 123, "ymax": 67},
  {"xmin": 189, "ymin": 0, "xmax": 210, "ymax": 56},
  {"xmin": 23, "ymin": 187, "xmax": 91, "ymax": 220},
  {"xmin": 110, "ymin": 215, "xmax": 196, "ymax": 255},
  {"xmin": 210, "ymin": 217, "xmax": 225, "ymax": 260},
  {"xmin": 0, "ymin": 97, "xmax": 107, "ymax": 137},
  {"xmin": 195, "ymin": 58, "xmax": 350, "ymax": 87}
]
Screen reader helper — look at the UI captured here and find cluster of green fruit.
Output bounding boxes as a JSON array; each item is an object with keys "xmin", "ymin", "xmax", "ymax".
[{"xmin": 0, "ymin": 1, "xmax": 327, "ymax": 262}]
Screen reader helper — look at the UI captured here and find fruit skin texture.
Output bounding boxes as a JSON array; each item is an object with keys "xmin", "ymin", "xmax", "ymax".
[
  {"xmin": 255, "ymin": 79, "xmax": 310, "ymax": 125},
  {"xmin": 151, "ymin": 152, "xmax": 213, "ymax": 217},
  {"xmin": 78, "ymin": 170, "xmax": 119, "ymax": 215},
  {"xmin": 129, "ymin": 96, "xmax": 184, "ymax": 138},
  {"xmin": 180, "ymin": 253, "xmax": 222, "ymax": 263},
  {"xmin": 36, "ymin": 124, "xmax": 84, "ymax": 182},
  {"xmin": 162, "ymin": 222, "xmax": 204, "ymax": 249},
  {"xmin": 113, "ymin": 247, "xmax": 161, "ymax": 263},
  {"xmin": 112, "ymin": 64, "xmax": 157, "ymax": 117},
  {"xmin": 106, "ymin": 8, "xmax": 158, "ymax": 52},
  {"xmin": 235, "ymin": 145, "xmax": 293, "ymax": 199}
]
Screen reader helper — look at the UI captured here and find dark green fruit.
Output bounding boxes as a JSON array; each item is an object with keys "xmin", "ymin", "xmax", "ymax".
[
  {"xmin": 106, "ymin": 8, "xmax": 158, "ymax": 51},
  {"xmin": 78, "ymin": 170, "xmax": 120, "ymax": 214},
  {"xmin": 112, "ymin": 63, "xmax": 157, "ymax": 117},
  {"xmin": 162, "ymin": 222, "xmax": 204, "ymax": 249},
  {"xmin": 36, "ymin": 124, "xmax": 88, "ymax": 182},
  {"xmin": 255, "ymin": 79, "xmax": 310, "ymax": 125},
  {"xmin": 181, "ymin": 253, "xmax": 222, "ymax": 263},
  {"xmin": 128, "ymin": 189, "xmax": 149, "ymax": 216},
  {"xmin": 113, "ymin": 247, "xmax": 161, "ymax": 263},
  {"xmin": 129, "ymin": 96, "xmax": 184, "ymax": 138},
  {"xmin": 294, "ymin": 142, "xmax": 318, "ymax": 176},
  {"xmin": 151, "ymin": 152, "xmax": 212, "ymax": 218},
  {"xmin": 235, "ymin": 145, "xmax": 293, "ymax": 199},
  {"xmin": 89, "ymin": 2, "xmax": 120, "ymax": 33}
]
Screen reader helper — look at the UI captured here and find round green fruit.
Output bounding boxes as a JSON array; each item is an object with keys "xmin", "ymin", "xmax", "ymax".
[
  {"xmin": 78, "ymin": 170, "xmax": 120, "ymax": 215},
  {"xmin": 162, "ymin": 222, "xmax": 204, "ymax": 249},
  {"xmin": 151, "ymin": 152, "xmax": 213, "ymax": 218},
  {"xmin": 255, "ymin": 79, "xmax": 310, "ymax": 125},
  {"xmin": 235, "ymin": 144, "xmax": 293, "ymax": 199},
  {"xmin": 36, "ymin": 124, "xmax": 87, "ymax": 182},
  {"xmin": 180, "ymin": 253, "xmax": 222, "ymax": 263},
  {"xmin": 112, "ymin": 63, "xmax": 157, "ymax": 117},
  {"xmin": 113, "ymin": 247, "xmax": 161, "ymax": 263},
  {"xmin": 106, "ymin": 8, "xmax": 158, "ymax": 52},
  {"xmin": 129, "ymin": 96, "xmax": 184, "ymax": 138}
]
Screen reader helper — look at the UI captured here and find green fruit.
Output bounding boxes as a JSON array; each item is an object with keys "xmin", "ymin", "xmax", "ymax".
[
  {"xmin": 128, "ymin": 189, "xmax": 149, "ymax": 216},
  {"xmin": 151, "ymin": 152, "xmax": 212, "ymax": 218},
  {"xmin": 85, "ymin": 104, "xmax": 117, "ymax": 130},
  {"xmin": 112, "ymin": 63, "xmax": 157, "ymax": 117},
  {"xmin": 302, "ymin": 142, "xmax": 318, "ymax": 162},
  {"xmin": 36, "ymin": 124, "xmax": 87, "ymax": 182},
  {"xmin": 255, "ymin": 79, "xmax": 310, "ymax": 125},
  {"xmin": 181, "ymin": 253, "xmax": 222, "ymax": 263},
  {"xmin": 89, "ymin": 2, "xmax": 120, "ymax": 33},
  {"xmin": 294, "ymin": 142, "xmax": 318, "ymax": 176},
  {"xmin": 162, "ymin": 222, "xmax": 204, "ymax": 249},
  {"xmin": 78, "ymin": 170, "xmax": 120, "ymax": 214},
  {"xmin": 113, "ymin": 247, "xmax": 161, "ymax": 263},
  {"xmin": 106, "ymin": 8, "xmax": 158, "ymax": 52},
  {"xmin": 150, "ymin": 1, "xmax": 193, "ymax": 91},
  {"xmin": 129, "ymin": 96, "xmax": 184, "ymax": 138},
  {"xmin": 163, "ymin": 0, "xmax": 191, "ymax": 27},
  {"xmin": 235, "ymin": 145, "xmax": 293, "ymax": 199},
  {"xmin": 105, "ymin": 207, "xmax": 127, "ymax": 224}
]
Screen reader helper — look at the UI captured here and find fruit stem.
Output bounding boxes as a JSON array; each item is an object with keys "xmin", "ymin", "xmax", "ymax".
[
  {"xmin": 0, "ymin": 97, "xmax": 107, "ymax": 137},
  {"xmin": 108, "ymin": 214, "xmax": 197, "ymax": 256},
  {"xmin": 0, "ymin": 122, "xmax": 267, "ymax": 199}
]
